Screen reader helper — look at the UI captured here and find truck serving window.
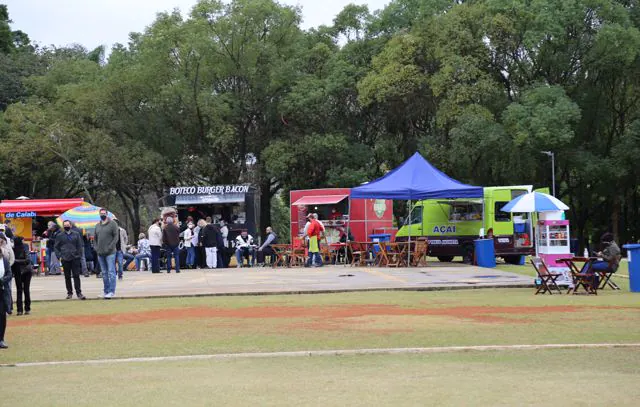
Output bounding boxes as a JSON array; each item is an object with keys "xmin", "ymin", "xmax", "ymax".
[
  {"xmin": 494, "ymin": 202, "xmax": 511, "ymax": 222},
  {"xmin": 446, "ymin": 202, "xmax": 482, "ymax": 222}
]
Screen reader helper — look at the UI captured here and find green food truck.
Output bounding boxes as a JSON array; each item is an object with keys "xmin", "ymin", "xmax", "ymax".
[{"xmin": 395, "ymin": 186, "xmax": 536, "ymax": 264}]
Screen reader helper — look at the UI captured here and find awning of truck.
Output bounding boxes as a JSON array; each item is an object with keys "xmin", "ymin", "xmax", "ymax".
[
  {"xmin": 292, "ymin": 195, "xmax": 348, "ymax": 206},
  {"xmin": 0, "ymin": 198, "xmax": 85, "ymax": 217},
  {"xmin": 175, "ymin": 194, "xmax": 245, "ymax": 205}
]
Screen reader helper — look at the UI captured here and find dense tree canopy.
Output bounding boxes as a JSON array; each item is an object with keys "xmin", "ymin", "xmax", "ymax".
[{"xmin": 0, "ymin": 0, "xmax": 639, "ymax": 246}]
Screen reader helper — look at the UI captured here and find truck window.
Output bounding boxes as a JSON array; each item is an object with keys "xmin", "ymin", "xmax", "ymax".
[
  {"xmin": 448, "ymin": 202, "xmax": 483, "ymax": 222},
  {"xmin": 408, "ymin": 206, "xmax": 423, "ymax": 225},
  {"xmin": 495, "ymin": 202, "xmax": 511, "ymax": 222}
]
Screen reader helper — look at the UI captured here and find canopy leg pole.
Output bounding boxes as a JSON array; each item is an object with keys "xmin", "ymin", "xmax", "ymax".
[
  {"xmin": 408, "ymin": 200, "xmax": 411, "ymax": 267},
  {"xmin": 345, "ymin": 197, "xmax": 352, "ymax": 267}
]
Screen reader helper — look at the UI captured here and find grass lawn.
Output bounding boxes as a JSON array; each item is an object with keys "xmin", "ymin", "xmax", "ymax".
[
  {"xmin": 2, "ymin": 278, "xmax": 639, "ymax": 365},
  {"xmin": 2, "ymin": 264, "xmax": 639, "ymax": 406},
  {"xmin": 4, "ymin": 349, "xmax": 640, "ymax": 406}
]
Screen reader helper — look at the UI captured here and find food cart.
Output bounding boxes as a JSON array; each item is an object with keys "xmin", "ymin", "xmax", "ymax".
[
  {"xmin": 536, "ymin": 211, "xmax": 573, "ymax": 286},
  {"xmin": 0, "ymin": 198, "xmax": 85, "ymax": 272},
  {"xmin": 289, "ymin": 188, "xmax": 394, "ymax": 244}
]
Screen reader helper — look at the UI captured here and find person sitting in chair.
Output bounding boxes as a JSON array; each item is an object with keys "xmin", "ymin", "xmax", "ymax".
[
  {"xmin": 235, "ymin": 230, "xmax": 255, "ymax": 268},
  {"xmin": 581, "ymin": 232, "xmax": 620, "ymax": 289},
  {"xmin": 256, "ymin": 227, "xmax": 277, "ymax": 266}
]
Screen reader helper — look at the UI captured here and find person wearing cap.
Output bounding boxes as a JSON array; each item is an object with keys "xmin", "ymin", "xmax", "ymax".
[{"xmin": 2, "ymin": 220, "xmax": 13, "ymax": 240}]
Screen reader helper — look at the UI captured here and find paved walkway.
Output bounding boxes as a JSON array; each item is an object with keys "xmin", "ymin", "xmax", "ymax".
[{"xmin": 14, "ymin": 263, "xmax": 532, "ymax": 301}]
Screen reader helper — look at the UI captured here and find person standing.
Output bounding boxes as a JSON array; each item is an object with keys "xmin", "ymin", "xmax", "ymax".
[
  {"xmin": 0, "ymin": 234, "xmax": 14, "ymax": 315},
  {"xmin": 71, "ymin": 223, "xmax": 89, "ymax": 277},
  {"xmin": 148, "ymin": 219, "xmax": 162, "ymax": 274},
  {"xmin": 114, "ymin": 219, "xmax": 129, "ymax": 280},
  {"xmin": 219, "ymin": 220, "xmax": 230, "ymax": 267},
  {"xmin": 12, "ymin": 236, "xmax": 33, "ymax": 315},
  {"xmin": 184, "ymin": 222, "xmax": 196, "ymax": 269},
  {"xmin": 54, "ymin": 220, "xmax": 86, "ymax": 300},
  {"xmin": 196, "ymin": 219, "xmax": 207, "ymax": 268},
  {"xmin": 0, "ymin": 244, "xmax": 13, "ymax": 349},
  {"xmin": 162, "ymin": 217, "xmax": 181, "ymax": 273},
  {"xmin": 94, "ymin": 209, "xmax": 119, "ymax": 299},
  {"xmin": 202, "ymin": 220, "xmax": 219, "ymax": 269},
  {"xmin": 46, "ymin": 222, "xmax": 61, "ymax": 275},
  {"xmin": 83, "ymin": 234, "xmax": 95, "ymax": 276},
  {"xmin": 3, "ymin": 220, "xmax": 14, "ymax": 240},
  {"xmin": 306, "ymin": 214, "xmax": 323, "ymax": 267}
]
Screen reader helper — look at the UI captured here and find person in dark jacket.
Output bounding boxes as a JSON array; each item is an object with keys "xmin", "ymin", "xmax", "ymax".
[
  {"xmin": 256, "ymin": 227, "xmax": 278, "ymax": 266},
  {"xmin": 0, "ymin": 244, "xmax": 13, "ymax": 348},
  {"xmin": 162, "ymin": 217, "xmax": 181, "ymax": 273},
  {"xmin": 54, "ymin": 220, "xmax": 86, "ymax": 300},
  {"xmin": 201, "ymin": 221, "xmax": 220, "ymax": 269},
  {"xmin": 83, "ymin": 234, "xmax": 95, "ymax": 276},
  {"xmin": 11, "ymin": 236, "xmax": 32, "ymax": 315},
  {"xmin": 46, "ymin": 222, "xmax": 61, "ymax": 275}
]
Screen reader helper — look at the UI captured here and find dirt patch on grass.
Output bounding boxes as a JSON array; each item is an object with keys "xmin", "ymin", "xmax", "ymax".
[{"xmin": 10, "ymin": 305, "xmax": 635, "ymax": 328}]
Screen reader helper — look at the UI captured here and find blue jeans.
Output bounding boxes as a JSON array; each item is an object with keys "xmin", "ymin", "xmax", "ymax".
[
  {"xmin": 235, "ymin": 247, "xmax": 255, "ymax": 266},
  {"xmin": 116, "ymin": 251, "xmax": 124, "ymax": 278},
  {"xmin": 186, "ymin": 246, "xmax": 196, "ymax": 267},
  {"xmin": 134, "ymin": 253, "xmax": 151, "ymax": 270},
  {"xmin": 97, "ymin": 253, "xmax": 117, "ymax": 295},
  {"xmin": 166, "ymin": 246, "xmax": 180, "ymax": 273},
  {"xmin": 123, "ymin": 253, "xmax": 135, "ymax": 272},
  {"xmin": 306, "ymin": 252, "xmax": 323, "ymax": 267}
]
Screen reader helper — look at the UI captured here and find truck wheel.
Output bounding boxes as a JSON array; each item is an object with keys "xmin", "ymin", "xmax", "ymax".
[
  {"xmin": 504, "ymin": 256, "xmax": 522, "ymax": 265},
  {"xmin": 437, "ymin": 256, "xmax": 454, "ymax": 263},
  {"xmin": 462, "ymin": 245, "xmax": 474, "ymax": 264}
]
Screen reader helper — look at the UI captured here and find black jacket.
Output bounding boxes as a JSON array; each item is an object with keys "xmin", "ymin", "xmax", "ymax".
[
  {"xmin": 54, "ymin": 230, "xmax": 83, "ymax": 261},
  {"xmin": 162, "ymin": 224, "xmax": 181, "ymax": 248},
  {"xmin": 46, "ymin": 227, "xmax": 60, "ymax": 250},
  {"xmin": 201, "ymin": 224, "xmax": 220, "ymax": 248}
]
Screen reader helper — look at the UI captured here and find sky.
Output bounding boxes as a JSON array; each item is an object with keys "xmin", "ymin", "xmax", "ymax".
[{"xmin": 4, "ymin": 0, "xmax": 389, "ymax": 51}]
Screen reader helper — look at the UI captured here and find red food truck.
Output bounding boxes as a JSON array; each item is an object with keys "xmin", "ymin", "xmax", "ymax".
[{"xmin": 290, "ymin": 188, "xmax": 394, "ymax": 244}]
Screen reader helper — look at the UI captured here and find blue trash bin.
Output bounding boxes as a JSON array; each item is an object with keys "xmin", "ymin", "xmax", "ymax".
[
  {"xmin": 623, "ymin": 244, "xmax": 640, "ymax": 293},
  {"xmin": 369, "ymin": 234, "xmax": 392, "ymax": 254},
  {"xmin": 474, "ymin": 239, "xmax": 496, "ymax": 268}
]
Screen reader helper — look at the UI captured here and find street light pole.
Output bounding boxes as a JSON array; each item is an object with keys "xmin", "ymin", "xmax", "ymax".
[{"xmin": 541, "ymin": 151, "xmax": 555, "ymax": 196}]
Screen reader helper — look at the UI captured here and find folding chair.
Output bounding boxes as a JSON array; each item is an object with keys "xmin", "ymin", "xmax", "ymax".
[
  {"xmin": 271, "ymin": 244, "xmax": 290, "ymax": 268},
  {"xmin": 410, "ymin": 239, "xmax": 428, "ymax": 267},
  {"xmin": 349, "ymin": 242, "xmax": 366, "ymax": 267},
  {"xmin": 530, "ymin": 257, "xmax": 563, "ymax": 295},
  {"xmin": 383, "ymin": 242, "xmax": 402, "ymax": 267},
  {"xmin": 375, "ymin": 242, "xmax": 390, "ymax": 266},
  {"xmin": 289, "ymin": 238, "xmax": 306, "ymax": 267},
  {"xmin": 598, "ymin": 255, "xmax": 621, "ymax": 290}
]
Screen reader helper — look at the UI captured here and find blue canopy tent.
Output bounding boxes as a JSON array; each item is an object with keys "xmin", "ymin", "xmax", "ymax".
[{"xmin": 349, "ymin": 152, "xmax": 483, "ymax": 265}]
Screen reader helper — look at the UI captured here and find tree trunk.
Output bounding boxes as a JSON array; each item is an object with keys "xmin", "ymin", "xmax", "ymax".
[{"xmin": 259, "ymin": 176, "xmax": 272, "ymax": 235}]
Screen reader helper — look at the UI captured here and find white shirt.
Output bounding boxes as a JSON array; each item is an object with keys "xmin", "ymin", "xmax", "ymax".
[
  {"xmin": 235, "ymin": 234, "xmax": 253, "ymax": 249},
  {"xmin": 220, "ymin": 225, "xmax": 229, "ymax": 247},
  {"xmin": 0, "ymin": 256, "xmax": 4, "ymax": 279},
  {"xmin": 183, "ymin": 228, "xmax": 193, "ymax": 247},
  {"xmin": 148, "ymin": 224, "xmax": 163, "ymax": 246}
]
